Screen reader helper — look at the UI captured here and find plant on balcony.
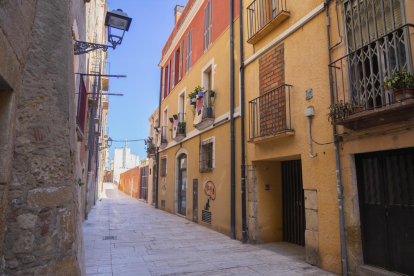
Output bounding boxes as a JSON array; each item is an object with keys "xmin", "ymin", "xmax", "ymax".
[
  {"xmin": 188, "ymin": 86, "xmax": 204, "ymax": 100},
  {"xmin": 203, "ymin": 99, "xmax": 215, "ymax": 118},
  {"xmin": 382, "ymin": 69, "xmax": 414, "ymax": 101},
  {"xmin": 327, "ymin": 100, "xmax": 353, "ymax": 123},
  {"xmin": 146, "ymin": 144, "xmax": 156, "ymax": 157},
  {"xmin": 177, "ymin": 122, "xmax": 186, "ymax": 134}
]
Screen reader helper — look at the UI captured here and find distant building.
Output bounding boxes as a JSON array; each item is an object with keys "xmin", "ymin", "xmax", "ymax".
[{"xmin": 113, "ymin": 143, "xmax": 140, "ymax": 184}]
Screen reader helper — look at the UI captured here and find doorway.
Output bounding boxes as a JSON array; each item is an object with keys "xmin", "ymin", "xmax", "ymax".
[
  {"xmin": 177, "ymin": 154, "xmax": 187, "ymax": 216},
  {"xmin": 140, "ymin": 166, "xmax": 147, "ymax": 200},
  {"xmin": 282, "ymin": 160, "xmax": 305, "ymax": 246},
  {"xmin": 356, "ymin": 148, "xmax": 414, "ymax": 275}
]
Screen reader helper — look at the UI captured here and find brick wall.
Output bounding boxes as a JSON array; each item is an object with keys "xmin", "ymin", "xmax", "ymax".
[{"xmin": 258, "ymin": 44, "xmax": 286, "ymax": 136}]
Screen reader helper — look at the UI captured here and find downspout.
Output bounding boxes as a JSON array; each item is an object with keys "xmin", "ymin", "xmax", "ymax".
[
  {"xmin": 239, "ymin": 0, "xmax": 247, "ymax": 244},
  {"xmin": 325, "ymin": 1, "xmax": 348, "ymax": 275},
  {"xmin": 230, "ymin": 0, "xmax": 236, "ymax": 240},
  {"xmin": 155, "ymin": 67, "xmax": 162, "ymax": 209}
]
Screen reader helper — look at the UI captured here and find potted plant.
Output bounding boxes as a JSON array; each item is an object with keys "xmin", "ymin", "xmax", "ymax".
[
  {"xmin": 203, "ymin": 99, "xmax": 215, "ymax": 118},
  {"xmin": 178, "ymin": 122, "xmax": 186, "ymax": 134},
  {"xmin": 146, "ymin": 144, "xmax": 156, "ymax": 157},
  {"xmin": 382, "ymin": 69, "xmax": 414, "ymax": 101},
  {"xmin": 327, "ymin": 100, "xmax": 353, "ymax": 123}
]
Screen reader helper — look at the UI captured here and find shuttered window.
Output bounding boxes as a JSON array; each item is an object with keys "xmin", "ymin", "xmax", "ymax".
[
  {"xmin": 167, "ymin": 60, "xmax": 171, "ymax": 96},
  {"xmin": 172, "ymin": 52, "xmax": 176, "ymax": 88},
  {"xmin": 204, "ymin": 0, "xmax": 212, "ymax": 52},
  {"xmin": 186, "ymin": 29, "xmax": 193, "ymax": 72},
  {"xmin": 179, "ymin": 41, "xmax": 183, "ymax": 81}
]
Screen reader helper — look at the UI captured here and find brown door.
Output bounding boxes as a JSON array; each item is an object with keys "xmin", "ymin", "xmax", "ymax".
[
  {"xmin": 178, "ymin": 155, "xmax": 187, "ymax": 216},
  {"xmin": 356, "ymin": 148, "xmax": 414, "ymax": 275}
]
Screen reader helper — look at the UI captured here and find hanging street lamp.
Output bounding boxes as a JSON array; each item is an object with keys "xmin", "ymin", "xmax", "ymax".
[{"xmin": 74, "ymin": 9, "xmax": 132, "ymax": 55}]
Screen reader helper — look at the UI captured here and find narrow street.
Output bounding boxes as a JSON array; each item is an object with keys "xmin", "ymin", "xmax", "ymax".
[{"xmin": 83, "ymin": 183, "xmax": 334, "ymax": 276}]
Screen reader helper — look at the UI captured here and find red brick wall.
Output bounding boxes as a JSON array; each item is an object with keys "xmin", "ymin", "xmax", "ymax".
[
  {"xmin": 120, "ymin": 167, "xmax": 141, "ymax": 199},
  {"xmin": 259, "ymin": 44, "xmax": 285, "ymax": 135}
]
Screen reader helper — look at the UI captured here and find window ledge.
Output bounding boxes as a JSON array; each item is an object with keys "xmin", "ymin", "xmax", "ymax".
[
  {"xmin": 173, "ymin": 134, "xmax": 186, "ymax": 142},
  {"xmin": 200, "ymin": 168, "xmax": 214, "ymax": 173},
  {"xmin": 247, "ymin": 11, "xmax": 290, "ymax": 45},
  {"xmin": 334, "ymin": 99, "xmax": 414, "ymax": 131},
  {"xmin": 194, "ymin": 118, "xmax": 214, "ymax": 131},
  {"xmin": 248, "ymin": 130, "xmax": 295, "ymax": 143}
]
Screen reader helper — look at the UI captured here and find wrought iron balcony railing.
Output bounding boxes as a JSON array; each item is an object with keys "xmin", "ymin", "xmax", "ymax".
[
  {"xmin": 161, "ymin": 126, "xmax": 168, "ymax": 145},
  {"xmin": 171, "ymin": 113, "xmax": 186, "ymax": 142},
  {"xmin": 249, "ymin": 84, "xmax": 292, "ymax": 140},
  {"xmin": 247, "ymin": 0, "xmax": 289, "ymax": 43},
  {"xmin": 329, "ymin": 24, "xmax": 414, "ymax": 130}
]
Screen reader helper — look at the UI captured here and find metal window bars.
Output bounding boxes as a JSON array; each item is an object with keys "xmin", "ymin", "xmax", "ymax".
[
  {"xmin": 247, "ymin": 0, "xmax": 288, "ymax": 41},
  {"xmin": 248, "ymin": 84, "xmax": 292, "ymax": 140},
  {"xmin": 199, "ymin": 138, "xmax": 214, "ymax": 173},
  {"xmin": 160, "ymin": 158, "xmax": 167, "ymax": 177},
  {"xmin": 329, "ymin": 23, "xmax": 413, "ymax": 112}
]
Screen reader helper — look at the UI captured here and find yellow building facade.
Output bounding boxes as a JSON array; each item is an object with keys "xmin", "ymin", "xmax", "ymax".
[{"xmin": 153, "ymin": 0, "xmax": 414, "ymax": 275}]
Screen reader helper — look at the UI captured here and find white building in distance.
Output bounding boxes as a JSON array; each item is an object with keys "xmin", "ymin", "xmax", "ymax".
[{"xmin": 113, "ymin": 145, "xmax": 140, "ymax": 184}]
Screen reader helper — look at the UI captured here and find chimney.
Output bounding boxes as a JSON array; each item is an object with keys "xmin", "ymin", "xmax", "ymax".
[{"xmin": 174, "ymin": 5, "xmax": 185, "ymax": 25}]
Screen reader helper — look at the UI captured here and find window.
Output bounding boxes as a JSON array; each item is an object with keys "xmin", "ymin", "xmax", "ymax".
[
  {"xmin": 204, "ymin": 0, "xmax": 212, "ymax": 51},
  {"xmin": 186, "ymin": 29, "xmax": 193, "ymax": 72},
  {"xmin": 140, "ymin": 166, "xmax": 148, "ymax": 200},
  {"xmin": 172, "ymin": 44, "xmax": 181, "ymax": 88},
  {"xmin": 199, "ymin": 138, "xmax": 214, "ymax": 172},
  {"xmin": 160, "ymin": 157, "xmax": 167, "ymax": 177},
  {"xmin": 167, "ymin": 60, "xmax": 171, "ymax": 96},
  {"xmin": 343, "ymin": 0, "xmax": 406, "ymax": 108}
]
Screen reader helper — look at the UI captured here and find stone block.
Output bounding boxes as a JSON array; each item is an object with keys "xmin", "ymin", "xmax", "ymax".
[
  {"xmin": 304, "ymin": 189, "xmax": 318, "ymax": 210},
  {"xmin": 59, "ymin": 208, "xmax": 74, "ymax": 246},
  {"xmin": 305, "ymin": 229, "xmax": 319, "ymax": 266},
  {"xmin": 38, "ymin": 256, "xmax": 81, "ymax": 276},
  {"xmin": 27, "ymin": 187, "xmax": 72, "ymax": 208},
  {"xmin": 305, "ymin": 209, "xmax": 319, "ymax": 231},
  {"xmin": 16, "ymin": 213, "xmax": 38, "ymax": 230},
  {"xmin": 12, "ymin": 232, "xmax": 35, "ymax": 254}
]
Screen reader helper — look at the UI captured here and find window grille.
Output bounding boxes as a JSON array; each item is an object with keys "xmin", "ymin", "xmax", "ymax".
[
  {"xmin": 202, "ymin": 210, "xmax": 212, "ymax": 224},
  {"xmin": 199, "ymin": 138, "xmax": 214, "ymax": 172},
  {"xmin": 160, "ymin": 157, "xmax": 167, "ymax": 177},
  {"xmin": 341, "ymin": 0, "xmax": 410, "ymax": 108},
  {"xmin": 140, "ymin": 166, "xmax": 148, "ymax": 200}
]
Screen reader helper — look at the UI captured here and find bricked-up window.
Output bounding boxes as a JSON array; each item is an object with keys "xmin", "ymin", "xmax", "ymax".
[
  {"xmin": 199, "ymin": 138, "xmax": 214, "ymax": 172},
  {"xmin": 259, "ymin": 44, "xmax": 284, "ymax": 95},
  {"xmin": 204, "ymin": 0, "xmax": 212, "ymax": 52},
  {"xmin": 160, "ymin": 157, "xmax": 167, "ymax": 177},
  {"xmin": 186, "ymin": 29, "xmax": 193, "ymax": 73}
]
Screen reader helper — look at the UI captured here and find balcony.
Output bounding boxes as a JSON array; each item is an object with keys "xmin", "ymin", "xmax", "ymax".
[
  {"xmin": 329, "ymin": 24, "xmax": 414, "ymax": 131},
  {"xmin": 193, "ymin": 91, "xmax": 215, "ymax": 131},
  {"xmin": 171, "ymin": 113, "xmax": 186, "ymax": 142},
  {"xmin": 247, "ymin": 0, "xmax": 290, "ymax": 44},
  {"xmin": 159, "ymin": 126, "xmax": 168, "ymax": 149},
  {"xmin": 248, "ymin": 84, "xmax": 293, "ymax": 142}
]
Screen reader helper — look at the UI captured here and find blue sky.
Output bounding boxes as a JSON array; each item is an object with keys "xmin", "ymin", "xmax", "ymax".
[{"xmin": 107, "ymin": 0, "xmax": 188, "ymax": 160}]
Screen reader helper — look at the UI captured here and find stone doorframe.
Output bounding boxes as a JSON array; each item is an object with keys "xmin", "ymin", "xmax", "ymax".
[{"xmin": 174, "ymin": 147, "xmax": 189, "ymax": 216}]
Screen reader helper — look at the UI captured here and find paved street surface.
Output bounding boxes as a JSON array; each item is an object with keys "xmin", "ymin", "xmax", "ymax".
[{"xmin": 83, "ymin": 183, "xmax": 335, "ymax": 276}]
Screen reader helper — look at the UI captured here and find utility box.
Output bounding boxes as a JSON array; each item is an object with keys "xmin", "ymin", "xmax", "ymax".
[{"xmin": 305, "ymin": 107, "xmax": 314, "ymax": 117}]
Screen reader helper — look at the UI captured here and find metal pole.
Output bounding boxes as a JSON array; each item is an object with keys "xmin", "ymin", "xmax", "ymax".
[
  {"xmin": 326, "ymin": 1, "xmax": 348, "ymax": 275},
  {"xmin": 230, "ymin": 0, "xmax": 236, "ymax": 240},
  {"xmin": 155, "ymin": 68, "xmax": 162, "ymax": 209},
  {"xmin": 239, "ymin": 0, "xmax": 247, "ymax": 244}
]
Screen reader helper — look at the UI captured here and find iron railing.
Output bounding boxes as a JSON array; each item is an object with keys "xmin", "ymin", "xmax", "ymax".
[
  {"xmin": 329, "ymin": 24, "xmax": 414, "ymax": 113},
  {"xmin": 171, "ymin": 113, "xmax": 186, "ymax": 139},
  {"xmin": 247, "ymin": 0, "xmax": 288, "ymax": 40},
  {"xmin": 161, "ymin": 126, "xmax": 168, "ymax": 144},
  {"xmin": 249, "ymin": 84, "xmax": 292, "ymax": 140}
]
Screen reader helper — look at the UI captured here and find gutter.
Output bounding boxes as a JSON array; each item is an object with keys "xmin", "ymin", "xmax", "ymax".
[
  {"xmin": 230, "ymin": 0, "xmax": 236, "ymax": 240},
  {"xmin": 239, "ymin": 0, "xmax": 247, "ymax": 244},
  {"xmin": 325, "ymin": 1, "xmax": 348, "ymax": 275},
  {"xmin": 155, "ymin": 67, "xmax": 162, "ymax": 209}
]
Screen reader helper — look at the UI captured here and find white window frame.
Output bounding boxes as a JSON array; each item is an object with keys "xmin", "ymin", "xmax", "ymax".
[
  {"xmin": 178, "ymin": 87, "xmax": 186, "ymax": 121},
  {"xmin": 160, "ymin": 155, "xmax": 168, "ymax": 177},
  {"xmin": 204, "ymin": 0, "xmax": 213, "ymax": 52},
  {"xmin": 186, "ymin": 29, "xmax": 193, "ymax": 73},
  {"xmin": 163, "ymin": 106, "xmax": 169, "ymax": 127},
  {"xmin": 201, "ymin": 57, "xmax": 215, "ymax": 91}
]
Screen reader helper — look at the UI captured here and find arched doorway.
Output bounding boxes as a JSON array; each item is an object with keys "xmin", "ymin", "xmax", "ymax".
[{"xmin": 177, "ymin": 154, "xmax": 187, "ymax": 216}]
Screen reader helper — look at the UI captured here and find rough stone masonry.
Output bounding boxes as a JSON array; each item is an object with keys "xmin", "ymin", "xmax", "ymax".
[{"xmin": 0, "ymin": 0, "xmax": 85, "ymax": 275}]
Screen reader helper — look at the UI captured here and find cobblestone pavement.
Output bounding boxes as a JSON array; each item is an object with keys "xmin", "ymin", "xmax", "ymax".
[{"xmin": 83, "ymin": 183, "xmax": 336, "ymax": 276}]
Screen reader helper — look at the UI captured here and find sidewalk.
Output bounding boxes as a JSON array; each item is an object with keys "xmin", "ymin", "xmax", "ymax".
[{"xmin": 83, "ymin": 183, "xmax": 336, "ymax": 276}]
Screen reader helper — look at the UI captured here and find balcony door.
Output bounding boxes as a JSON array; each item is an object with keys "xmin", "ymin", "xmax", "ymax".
[{"xmin": 177, "ymin": 154, "xmax": 187, "ymax": 216}]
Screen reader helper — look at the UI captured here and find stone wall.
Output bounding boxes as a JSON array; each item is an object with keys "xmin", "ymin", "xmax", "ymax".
[{"xmin": 0, "ymin": 0, "xmax": 85, "ymax": 274}]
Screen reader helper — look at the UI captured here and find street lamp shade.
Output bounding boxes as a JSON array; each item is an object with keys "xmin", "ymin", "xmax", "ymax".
[
  {"xmin": 105, "ymin": 9, "xmax": 132, "ymax": 31},
  {"xmin": 108, "ymin": 137, "xmax": 113, "ymax": 148}
]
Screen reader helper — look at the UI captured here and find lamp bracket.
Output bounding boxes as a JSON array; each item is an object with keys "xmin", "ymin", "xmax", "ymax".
[{"xmin": 74, "ymin": 40, "xmax": 114, "ymax": 55}]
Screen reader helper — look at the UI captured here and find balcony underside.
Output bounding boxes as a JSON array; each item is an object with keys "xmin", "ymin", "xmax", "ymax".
[
  {"xmin": 160, "ymin": 142, "xmax": 168, "ymax": 149},
  {"xmin": 173, "ymin": 134, "xmax": 186, "ymax": 142},
  {"xmin": 88, "ymin": 98, "xmax": 98, "ymax": 108},
  {"xmin": 194, "ymin": 118, "xmax": 214, "ymax": 131},
  {"xmin": 249, "ymin": 129, "xmax": 294, "ymax": 143},
  {"xmin": 247, "ymin": 11, "xmax": 290, "ymax": 45},
  {"xmin": 335, "ymin": 99, "xmax": 414, "ymax": 131}
]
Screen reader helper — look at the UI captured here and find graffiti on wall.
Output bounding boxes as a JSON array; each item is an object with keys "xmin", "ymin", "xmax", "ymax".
[
  {"xmin": 161, "ymin": 178, "xmax": 167, "ymax": 195},
  {"xmin": 204, "ymin": 181, "xmax": 216, "ymax": 200}
]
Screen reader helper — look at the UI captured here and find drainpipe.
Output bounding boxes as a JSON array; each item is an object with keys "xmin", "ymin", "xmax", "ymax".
[
  {"xmin": 155, "ymin": 67, "xmax": 162, "ymax": 209},
  {"xmin": 230, "ymin": 0, "xmax": 236, "ymax": 240},
  {"xmin": 325, "ymin": 1, "xmax": 348, "ymax": 275},
  {"xmin": 239, "ymin": 0, "xmax": 247, "ymax": 244}
]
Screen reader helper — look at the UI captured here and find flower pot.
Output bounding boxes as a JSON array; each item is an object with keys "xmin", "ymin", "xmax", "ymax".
[
  {"xmin": 198, "ymin": 91, "xmax": 204, "ymax": 97},
  {"xmin": 151, "ymin": 150, "xmax": 155, "ymax": 154},
  {"xmin": 394, "ymin": 88, "xmax": 414, "ymax": 101}
]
